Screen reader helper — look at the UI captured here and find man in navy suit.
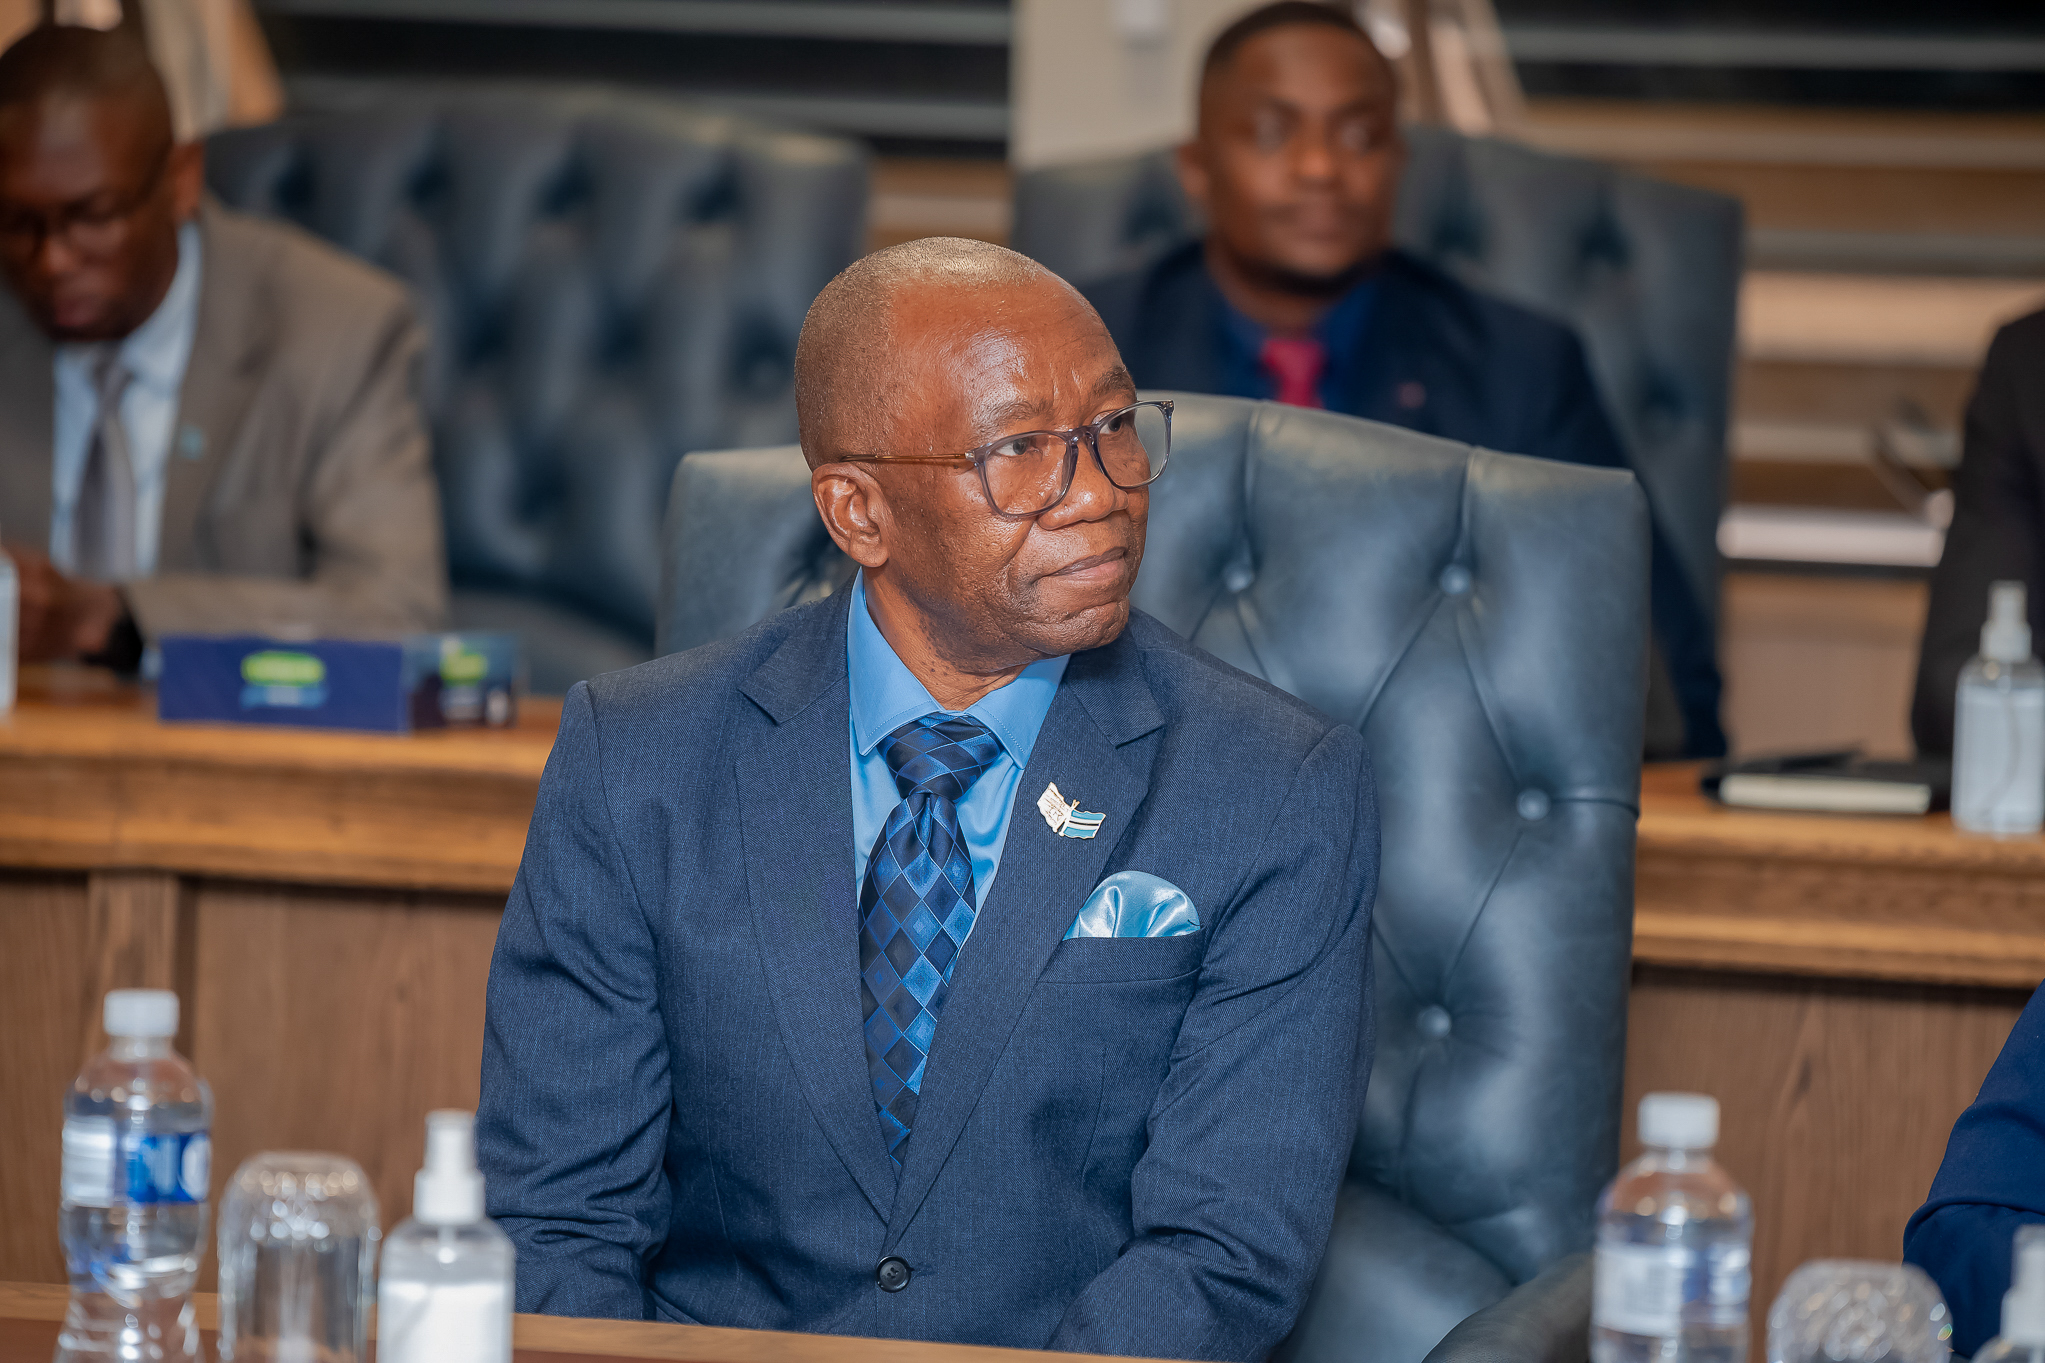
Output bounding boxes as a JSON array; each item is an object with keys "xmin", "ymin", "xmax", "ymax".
[
  {"xmin": 1081, "ymin": 1, "xmax": 1722, "ymax": 759},
  {"xmin": 1906, "ymin": 981, "xmax": 2045, "ymax": 1354},
  {"xmin": 477, "ymin": 236, "xmax": 1379, "ymax": 1360}
]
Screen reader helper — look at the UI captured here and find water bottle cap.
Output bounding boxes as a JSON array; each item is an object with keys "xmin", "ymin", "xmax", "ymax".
[
  {"xmin": 414, "ymin": 1109, "xmax": 485, "ymax": 1226},
  {"xmin": 1984, "ymin": 581, "xmax": 2033, "ymax": 664},
  {"xmin": 1639, "ymin": 1092, "xmax": 1718, "ymax": 1150},
  {"xmin": 104, "ymin": 989, "xmax": 178, "ymax": 1039}
]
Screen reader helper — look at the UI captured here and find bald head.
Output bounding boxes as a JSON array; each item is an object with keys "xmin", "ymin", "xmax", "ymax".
[
  {"xmin": 795, "ymin": 236, "xmax": 1093, "ymax": 468},
  {"xmin": 0, "ymin": 23, "xmax": 172, "ymax": 145},
  {"xmin": 0, "ymin": 21, "xmax": 199, "ymax": 341}
]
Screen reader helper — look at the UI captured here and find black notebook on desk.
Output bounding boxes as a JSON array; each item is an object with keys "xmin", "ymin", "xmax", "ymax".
[{"xmin": 1702, "ymin": 751, "xmax": 1951, "ymax": 815}]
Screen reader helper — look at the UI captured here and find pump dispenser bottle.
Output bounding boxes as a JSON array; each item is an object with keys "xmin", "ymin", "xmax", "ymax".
[
  {"xmin": 1954, "ymin": 581, "xmax": 2045, "ymax": 834},
  {"xmin": 1971, "ymin": 1226, "xmax": 2045, "ymax": 1363},
  {"xmin": 376, "ymin": 1111, "xmax": 514, "ymax": 1363}
]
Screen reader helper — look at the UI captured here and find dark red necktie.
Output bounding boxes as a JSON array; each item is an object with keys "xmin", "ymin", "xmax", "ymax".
[{"xmin": 1260, "ymin": 335, "xmax": 1327, "ymax": 409}]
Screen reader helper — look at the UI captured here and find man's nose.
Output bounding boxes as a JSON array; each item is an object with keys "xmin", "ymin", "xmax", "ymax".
[
  {"xmin": 35, "ymin": 229, "xmax": 82, "ymax": 279},
  {"xmin": 1292, "ymin": 129, "xmax": 1339, "ymax": 184},
  {"xmin": 1051, "ymin": 433, "xmax": 1128, "ymax": 524}
]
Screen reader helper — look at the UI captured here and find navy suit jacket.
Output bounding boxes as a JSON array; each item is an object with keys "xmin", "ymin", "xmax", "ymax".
[
  {"xmin": 1905, "ymin": 981, "xmax": 2045, "ymax": 1354},
  {"xmin": 477, "ymin": 589, "xmax": 1380, "ymax": 1360},
  {"xmin": 1083, "ymin": 242, "xmax": 1724, "ymax": 758}
]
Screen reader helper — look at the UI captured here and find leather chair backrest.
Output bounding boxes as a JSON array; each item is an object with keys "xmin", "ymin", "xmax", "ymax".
[
  {"xmin": 659, "ymin": 394, "xmax": 1643, "ymax": 1292},
  {"xmin": 1009, "ymin": 126, "xmax": 1741, "ymax": 647},
  {"xmin": 206, "ymin": 88, "xmax": 868, "ymax": 643}
]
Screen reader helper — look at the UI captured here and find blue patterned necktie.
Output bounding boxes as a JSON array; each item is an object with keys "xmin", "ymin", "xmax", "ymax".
[{"xmin": 860, "ymin": 713, "xmax": 1004, "ymax": 1172}]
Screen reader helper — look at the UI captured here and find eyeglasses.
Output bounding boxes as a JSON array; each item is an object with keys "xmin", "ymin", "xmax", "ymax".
[
  {"xmin": 841, "ymin": 400, "xmax": 1173, "ymax": 518},
  {"xmin": 0, "ymin": 144, "xmax": 172, "ymax": 262}
]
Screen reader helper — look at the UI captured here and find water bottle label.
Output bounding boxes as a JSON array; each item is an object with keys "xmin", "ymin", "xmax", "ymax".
[
  {"xmin": 1596, "ymin": 1242, "xmax": 1691, "ymax": 1335},
  {"xmin": 60, "ymin": 1122, "xmax": 210, "ymax": 1207},
  {"xmin": 124, "ymin": 1131, "xmax": 210, "ymax": 1204},
  {"xmin": 60, "ymin": 1118, "xmax": 117, "ymax": 1207},
  {"xmin": 1595, "ymin": 1241, "xmax": 1752, "ymax": 1336}
]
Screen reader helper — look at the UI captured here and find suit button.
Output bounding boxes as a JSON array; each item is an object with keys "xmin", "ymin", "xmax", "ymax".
[{"xmin": 876, "ymin": 1256, "xmax": 911, "ymax": 1292}]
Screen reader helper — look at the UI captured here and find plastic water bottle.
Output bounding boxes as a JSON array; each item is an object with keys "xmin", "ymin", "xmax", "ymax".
[
  {"xmin": 58, "ymin": 990, "xmax": 214, "ymax": 1362},
  {"xmin": 0, "ymin": 543, "xmax": 17, "ymax": 714},
  {"xmin": 376, "ymin": 1111, "xmax": 515, "ymax": 1363},
  {"xmin": 1594, "ymin": 1093, "xmax": 1754, "ymax": 1363},
  {"xmin": 1973, "ymin": 1226, "xmax": 2045, "ymax": 1363},
  {"xmin": 1954, "ymin": 581, "xmax": 2045, "ymax": 835}
]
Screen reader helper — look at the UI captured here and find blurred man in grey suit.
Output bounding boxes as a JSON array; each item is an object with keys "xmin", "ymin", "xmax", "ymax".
[{"xmin": 0, "ymin": 22, "xmax": 443, "ymax": 669}]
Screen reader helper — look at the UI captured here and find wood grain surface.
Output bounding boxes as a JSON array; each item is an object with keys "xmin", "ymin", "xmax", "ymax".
[
  {"xmin": 0, "ymin": 667, "xmax": 558, "ymax": 894},
  {"xmin": 0, "ymin": 1282, "xmax": 1158, "ymax": 1363},
  {"xmin": 1625, "ymin": 968, "xmax": 2028, "ymax": 1355}
]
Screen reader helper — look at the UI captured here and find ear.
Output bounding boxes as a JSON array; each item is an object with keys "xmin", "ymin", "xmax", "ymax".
[
  {"xmin": 812, "ymin": 464, "xmax": 891, "ymax": 571},
  {"xmin": 1173, "ymin": 139, "xmax": 1210, "ymax": 215},
  {"xmin": 167, "ymin": 139, "xmax": 205, "ymax": 223}
]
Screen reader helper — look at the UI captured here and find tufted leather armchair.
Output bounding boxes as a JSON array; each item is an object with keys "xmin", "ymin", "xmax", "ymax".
[
  {"xmin": 1008, "ymin": 127, "xmax": 1740, "ymax": 714},
  {"xmin": 656, "ymin": 393, "xmax": 1642, "ymax": 1363},
  {"xmin": 204, "ymin": 88, "xmax": 868, "ymax": 691}
]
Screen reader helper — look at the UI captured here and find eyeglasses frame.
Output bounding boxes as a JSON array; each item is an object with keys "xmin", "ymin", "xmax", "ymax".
[
  {"xmin": 836, "ymin": 399, "xmax": 1174, "ymax": 519},
  {"xmin": 0, "ymin": 137, "xmax": 177, "ymax": 262}
]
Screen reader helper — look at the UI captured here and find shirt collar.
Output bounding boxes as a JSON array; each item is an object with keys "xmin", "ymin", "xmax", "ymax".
[
  {"xmin": 62, "ymin": 219, "xmax": 203, "ymax": 395},
  {"xmin": 1213, "ymin": 264, "xmax": 1378, "ymax": 375},
  {"xmin": 846, "ymin": 572, "xmax": 1070, "ymax": 766}
]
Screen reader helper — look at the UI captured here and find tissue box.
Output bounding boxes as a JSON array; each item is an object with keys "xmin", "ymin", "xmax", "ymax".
[{"xmin": 158, "ymin": 633, "xmax": 520, "ymax": 733}]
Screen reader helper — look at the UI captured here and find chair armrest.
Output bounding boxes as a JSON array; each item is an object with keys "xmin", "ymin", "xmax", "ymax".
[{"xmin": 1421, "ymin": 1253, "xmax": 1592, "ymax": 1363}]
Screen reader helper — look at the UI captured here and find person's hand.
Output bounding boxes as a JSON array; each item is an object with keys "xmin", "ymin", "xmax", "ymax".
[{"xmin": 10, "ymin": 547, "xmax": 125, "ymax": 662}]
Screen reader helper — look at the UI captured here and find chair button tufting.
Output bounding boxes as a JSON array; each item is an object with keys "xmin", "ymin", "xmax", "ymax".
[
  {"xmin": 1417, "ymin": 1005, "xmax": 1452, "ymax": 1040},
  {"xmin": 876, "ymin": 1256, "xmax": 911, "ymax": 1292},
  {"xmin": 1224, "ymin": 564, "xmax": 1255, "ymax": 593},
  {"xmin": 1518, "ymin": 789, "xmax": 1551, "ymax": 821},
  {"xmin": 1439, "ymin": 564, "xmax": 1471, "ymax": 596}
]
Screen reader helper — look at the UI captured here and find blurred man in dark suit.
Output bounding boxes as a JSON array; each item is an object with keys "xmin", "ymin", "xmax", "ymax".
[
  {"xmin": 1913, "ymin": 307, "xmax": 2045, "ymax": 756},
  {"xmin": 0, "ymin": 23, "xmax": 443, "ymax": 669},
  {"xmin": 1083, "ymin": 0, "xmax": 1722, "ymax": 757}
]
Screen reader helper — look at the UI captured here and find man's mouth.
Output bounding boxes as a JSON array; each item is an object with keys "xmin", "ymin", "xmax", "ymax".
[{"xmin": 1048, "ymin": 548, "xmax": 1130, "ymax": 581}]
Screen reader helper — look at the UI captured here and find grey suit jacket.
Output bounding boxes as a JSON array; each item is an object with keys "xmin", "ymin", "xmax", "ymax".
[
  {"xmin": 0, "ymin": 200, "xmax": 447, "ymax": 639},
  {"xmin": 478, "ymin": 589, "xmax": 1380, "ymax": 1361}
]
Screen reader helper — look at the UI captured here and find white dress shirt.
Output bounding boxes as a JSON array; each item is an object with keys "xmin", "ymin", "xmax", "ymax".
[{"xmin": 50, "ymin": 220, "xmax": 203, "ymax": 577}]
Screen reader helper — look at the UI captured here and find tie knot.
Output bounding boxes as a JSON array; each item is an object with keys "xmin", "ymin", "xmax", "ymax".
[
  {"xmin": 90, "ymin": 346, "xmax": 132, "ymax": 406},
  {"xmin": 1260, "ymin": 335, "xmax": 1327, "ymax": 409},
  {"xmin": 880, "ymin": 714, "xmax": 1002, "ymax": 803}
]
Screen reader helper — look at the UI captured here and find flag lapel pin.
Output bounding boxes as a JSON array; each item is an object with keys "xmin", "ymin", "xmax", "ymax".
[{"xmin": 1038, "ymin": 782, "xmax": 1106, "ymax": 840}]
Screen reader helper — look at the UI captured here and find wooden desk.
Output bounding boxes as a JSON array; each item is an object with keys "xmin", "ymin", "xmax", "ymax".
[
  {"xmin": 0, "ymin": 670, "xmax": 557, "ymax": 1289},
  {"xmin": 1628, "ymin": 764, "xmax": 2039, "ymax": 1348},
  {"xmin": 0, "ymin": 1282, "xmax": 1124, "ymax": 1363},
  {"xmin": 1, "ymin": 678, "xmax": 2036, "ymax": 1344}
]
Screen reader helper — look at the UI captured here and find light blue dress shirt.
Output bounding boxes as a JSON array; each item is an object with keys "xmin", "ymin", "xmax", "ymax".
[
  {"xmin": 50, "ymin": 220, "xmax": 203, "ymax": 576},
  {"xmin": 847, "ymin": 572, "xmax": 1069, "ymax": 912}
]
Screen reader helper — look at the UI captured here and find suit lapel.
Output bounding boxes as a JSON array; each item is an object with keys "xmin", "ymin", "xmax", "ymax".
[
  {"xmin": 1135, "ymin": 243, "xmax": 1227, "ymax": 396},
  {"xmin": 883, "ymin": 630, "xmax": 1163, "ymax": 1245},
  {"xmin": 0, "ymin": 285, "xmax": 55, "ymax": 552},
  {"xmin": 159, "ymin": 204, "xmax": 270, "ymax": 571},
  {"xmin": 734, "ymin": 591, "xmax": 897, "ymax": 1218}
]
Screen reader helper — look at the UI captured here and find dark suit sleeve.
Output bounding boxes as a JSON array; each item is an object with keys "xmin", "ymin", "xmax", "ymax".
[
  {"xmin": 1904, "ymin": 981, "xmax": 2045, "ymax": 1354},
  {"xmin": 1913, "ymin": 316, "xmax": 2045, "ymax": 756},
  {"xmin": 478, "ymin": 683, "xmax": 674, "ymax": 1319},
  {"xmin": 1049, "ymin": 723, "xmax": 1379, "ymax": 1362}
]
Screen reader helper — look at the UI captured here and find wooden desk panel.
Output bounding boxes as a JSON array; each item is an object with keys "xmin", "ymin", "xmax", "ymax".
[
  {"xmin": 1, "ymin": 681, "xmax": 2037, "ymax": 1348},
  {"xmin": 0, "ymin": 1282, "xmax": 1142, "ymax": 1363}
]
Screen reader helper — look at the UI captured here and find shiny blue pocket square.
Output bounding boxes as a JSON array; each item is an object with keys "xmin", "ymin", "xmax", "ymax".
[{"xmin": 1064, "ymin": 871, "xmax": 1201, "ymax": 940}]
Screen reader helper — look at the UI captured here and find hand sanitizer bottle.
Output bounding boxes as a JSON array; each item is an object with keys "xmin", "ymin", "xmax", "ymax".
[
  {"xmin": 0, "ymin": 543, "xmax": 17, "ymax": 715},
  {"xmin": 376, "ymin": 1111, "xmax": 514, "ymax": 1363},
  {"xmin": 1973, "ymin": 1225, "xmax": 2045, "ymax": 1363},
  {"xmin": 1954, "ymin": 581, "xmax": 2045, "ymax": 835}
]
